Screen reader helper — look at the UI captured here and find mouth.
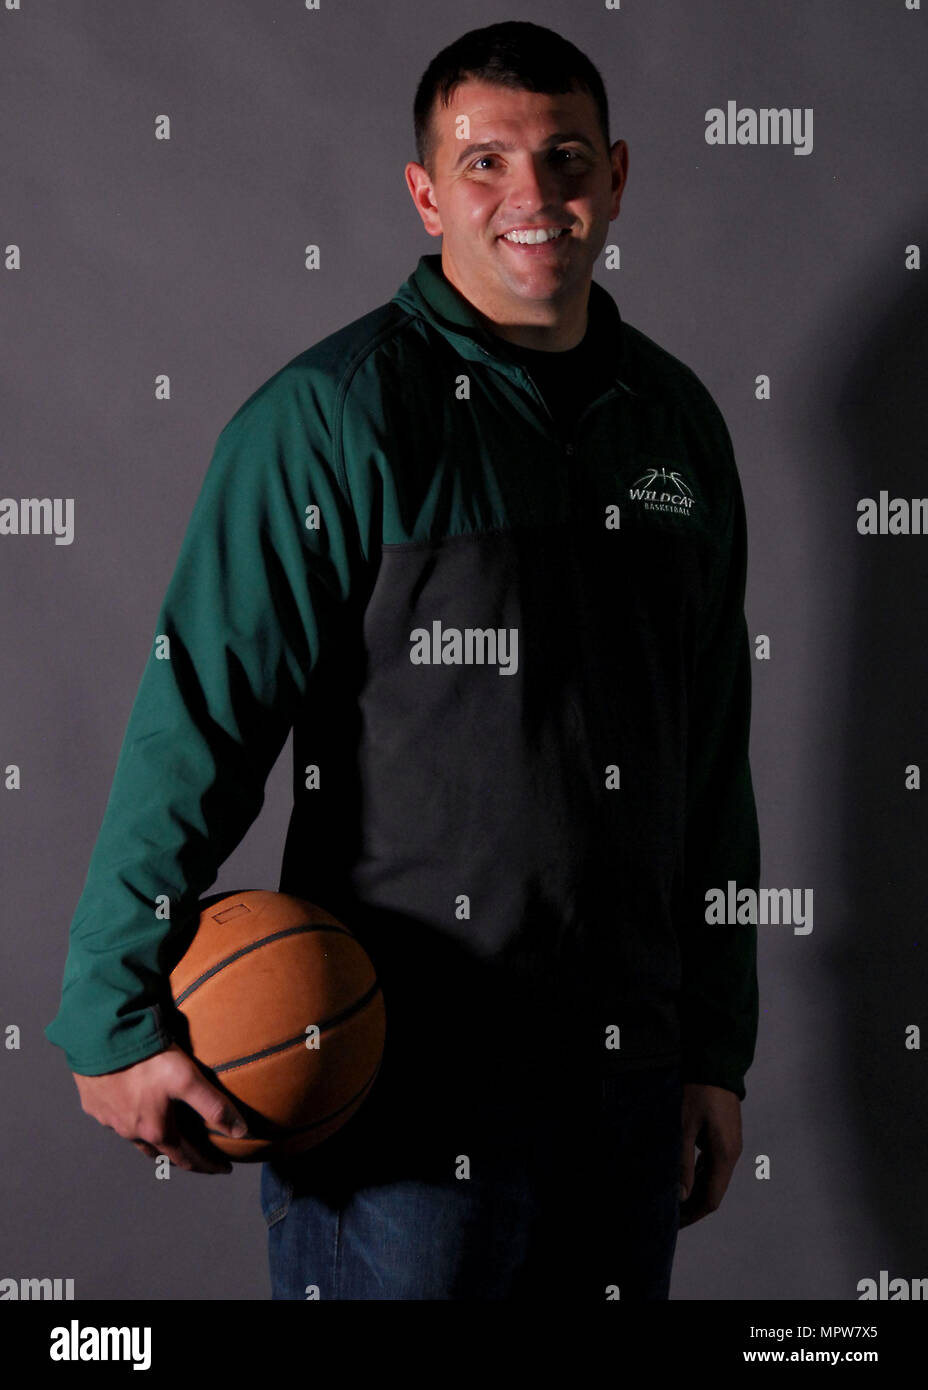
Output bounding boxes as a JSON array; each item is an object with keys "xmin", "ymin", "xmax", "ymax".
[{"xmin": 497, "ymin": 226, "xmax": 572, "ymax": 251}]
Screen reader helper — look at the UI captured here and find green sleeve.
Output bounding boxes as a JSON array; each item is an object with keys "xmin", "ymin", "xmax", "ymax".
[
  {"xmin": 45, "ymin": 372, "xmax": 362, "ymax": 1074},
  {"xmin": 677, "ymin": 439, "xmax": 760, "ymax": 1102}
]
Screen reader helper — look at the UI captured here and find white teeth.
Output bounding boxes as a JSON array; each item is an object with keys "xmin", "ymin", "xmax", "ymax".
[{"xmin": 502, "ymin": 227, "xmax": 567, "ymax": 244}]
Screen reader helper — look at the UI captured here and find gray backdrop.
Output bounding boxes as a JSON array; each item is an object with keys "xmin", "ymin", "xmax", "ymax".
[{"xmin": 2, "ymin": 0, "xmax": 926, "ymax": 1301}]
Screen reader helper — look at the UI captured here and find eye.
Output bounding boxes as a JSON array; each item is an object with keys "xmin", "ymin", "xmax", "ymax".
[
  {"xmin": 551, "ymin": 148, "xmax": 585, "ymax": 167},
  {"xmin": 471, "ymin": 156, "xmax": 498, "ymax": 170}
]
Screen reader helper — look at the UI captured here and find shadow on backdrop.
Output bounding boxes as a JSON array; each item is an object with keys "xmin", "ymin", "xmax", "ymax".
[{"xmin": 833, "ymin": 226, "xmax": 928, "ymax": 1278}]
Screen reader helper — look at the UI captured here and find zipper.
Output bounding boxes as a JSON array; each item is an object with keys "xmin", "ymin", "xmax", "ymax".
[
  {"xmin": 530, "ymin": 377, "xmax": 624, "ymax": 458},
  {"xmin": 565, "ymin": 384, "xmax": 627, "ymax": 455},
  {"xmin": 476, "ymin": 343, "xmax": 634, "ymax": 458}
]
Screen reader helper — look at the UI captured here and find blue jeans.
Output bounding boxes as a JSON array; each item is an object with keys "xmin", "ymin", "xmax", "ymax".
[{"xmin": 260, "ymin": 1063, "xmax": 682, "ymax": 1300}]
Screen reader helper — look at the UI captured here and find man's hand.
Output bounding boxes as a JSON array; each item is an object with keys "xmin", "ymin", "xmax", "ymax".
[
  {"xmin": 678, "ymin": 1082, "xmax": 743, "ymax": 1227},
  {"xmin": 73, "ymin": 1042, "xmax": 248, "ymax": 1174}
]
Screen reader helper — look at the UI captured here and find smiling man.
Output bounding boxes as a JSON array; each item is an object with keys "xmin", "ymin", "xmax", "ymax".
[
  {"xmin": 48, "ymin": 21, "xmax": 759, "ymax": 1302},
  {"xmin": 406, "ymin": 77, "xmax": 627, "ymax": 350}
]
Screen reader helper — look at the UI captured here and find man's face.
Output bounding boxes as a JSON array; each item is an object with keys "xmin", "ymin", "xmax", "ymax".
[{"xmin": 405, "ymin": 78, "xmax": 628, "ymax": 328}]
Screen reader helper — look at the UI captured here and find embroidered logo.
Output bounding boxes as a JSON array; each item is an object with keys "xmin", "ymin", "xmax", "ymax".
[{"xmin": 628, "ymin": 465, "xmax": 697, "ymax": 518}]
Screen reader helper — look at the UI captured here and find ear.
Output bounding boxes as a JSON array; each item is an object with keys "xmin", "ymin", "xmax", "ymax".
[
  {"xmin": 404, "ymin": 161, "xmax": 443, "ymax": 238},
  {"xmin": 608, "ymin": 140, "xmax": 629, "ymax": 221}
]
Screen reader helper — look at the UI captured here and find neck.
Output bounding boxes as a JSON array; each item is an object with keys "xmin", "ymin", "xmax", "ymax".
[
  {"xmin": 440, "ymin": 252, "xmax": 591, "ymax": 351},
  {"xmin": 485, "ymin": 310, "xmax": 588, "ymax": 352}
]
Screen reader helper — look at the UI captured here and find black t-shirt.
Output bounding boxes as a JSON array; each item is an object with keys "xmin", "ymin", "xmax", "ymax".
[{"xmin": 491, "ymin": 314, "xmax": 617, "ymax": 441}]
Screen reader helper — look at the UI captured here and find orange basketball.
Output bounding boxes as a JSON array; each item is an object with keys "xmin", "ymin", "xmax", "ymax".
[{"xmin": 168, "ymin": 890, "xmax": 386, "ymax": 1162}]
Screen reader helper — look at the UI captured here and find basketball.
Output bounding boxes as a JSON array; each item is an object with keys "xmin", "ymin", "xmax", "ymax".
[{"xmin": 167, "ymin": 890, "xmax": 386, "ymax": 1162}]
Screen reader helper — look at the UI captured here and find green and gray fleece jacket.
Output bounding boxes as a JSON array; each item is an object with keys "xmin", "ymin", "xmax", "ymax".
[{"xmin": 46, "ymin": 253, "xmax": 760, "ymax": 1100}]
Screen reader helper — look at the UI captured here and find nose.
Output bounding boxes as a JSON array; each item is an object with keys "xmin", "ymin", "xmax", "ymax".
[{"xmin": 506, "ymin": 153, "xmax": 562, "ymax": 213}]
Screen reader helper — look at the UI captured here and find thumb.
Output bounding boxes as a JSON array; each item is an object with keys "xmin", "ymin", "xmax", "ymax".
[{"xmin": 679, "ymin": 1110, "xmax": 700, "ymax": 1202}]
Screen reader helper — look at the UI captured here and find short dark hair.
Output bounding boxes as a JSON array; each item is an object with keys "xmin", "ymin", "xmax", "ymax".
[{"xmin": 413, "ymin": 20, "xmax": 611, "ymax": 177}]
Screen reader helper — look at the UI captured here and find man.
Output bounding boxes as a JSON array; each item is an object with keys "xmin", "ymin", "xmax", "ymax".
[{"xmin": 47, "ymin": 21, "xmax": 759, "ymax": 1300}]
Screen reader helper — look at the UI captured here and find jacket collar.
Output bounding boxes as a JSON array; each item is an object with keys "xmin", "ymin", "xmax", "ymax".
[{"xmin": 392, "ymin": 253, "xmax": 630, "ymax": 384}]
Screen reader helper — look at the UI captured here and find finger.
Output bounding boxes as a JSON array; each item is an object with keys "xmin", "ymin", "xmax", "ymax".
[
  {"xmin": 679, "ymin": 1103, "xmax": 701, "ymax": 1201},
  {"xmin": 173, "ymin": 1067, "xmax": 249, "ymax": 1139},
  {"xmin": 679, "ymin": 1148, "xmax": 735, "ymax": 1228},
  {"xmin": 132, "ymin": 1137, "xmax": 227, "ymax": 1176},
  {"xmin": 124, "ymin": 1093, "xmax": 197, "ymax": 1173},
  {"xmin": 163, "ymin": 1105, "xmax": 233, "ymax": 1175},
  {"xmin": 679, "ymin": 1200, "xmax": 709, "ymax": 1227},
  {"xmin": 679, "ymin": 1135, "xmax": 696, "ymax": 1202},
  {"xmin": 132, "ymin": 1117, "xmax": 203, "ymax": 1173},
  {"xmin": 175, "ymin": 1135, "xmax": 233, "ymax": 1174},
  {"xmin": 136, "ymin": 1136, "xmax": 229, "ymax": 1174},
  {"xmin": 131, "ymin": 1140, "xmax": 161, "ymax": 1160},
  {"xmin": 702, "ymin": 1148, "xmax": 737, "ymax": 1214},
  {"xmin": 679, "ymin": 1155, "xmax": 711, "ymax": 1227}
]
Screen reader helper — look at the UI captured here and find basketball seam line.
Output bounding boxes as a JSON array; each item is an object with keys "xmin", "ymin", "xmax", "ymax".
[
  {"xmin": 210, "ymin": 978, "xmax": 383, "ymax": 1073},
  {"xmin": 205, "ymin": 1055, "xmax": 383, "ymax": 1140},
  {"xmin": 172, "ymin": 921, "xmax": 355, "ymax": 1005}
]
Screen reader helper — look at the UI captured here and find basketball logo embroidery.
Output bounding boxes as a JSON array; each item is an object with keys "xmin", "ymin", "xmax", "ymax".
[{"xmin": 627, "ymin": 463, "xmax": 698, "ymax": 519}]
